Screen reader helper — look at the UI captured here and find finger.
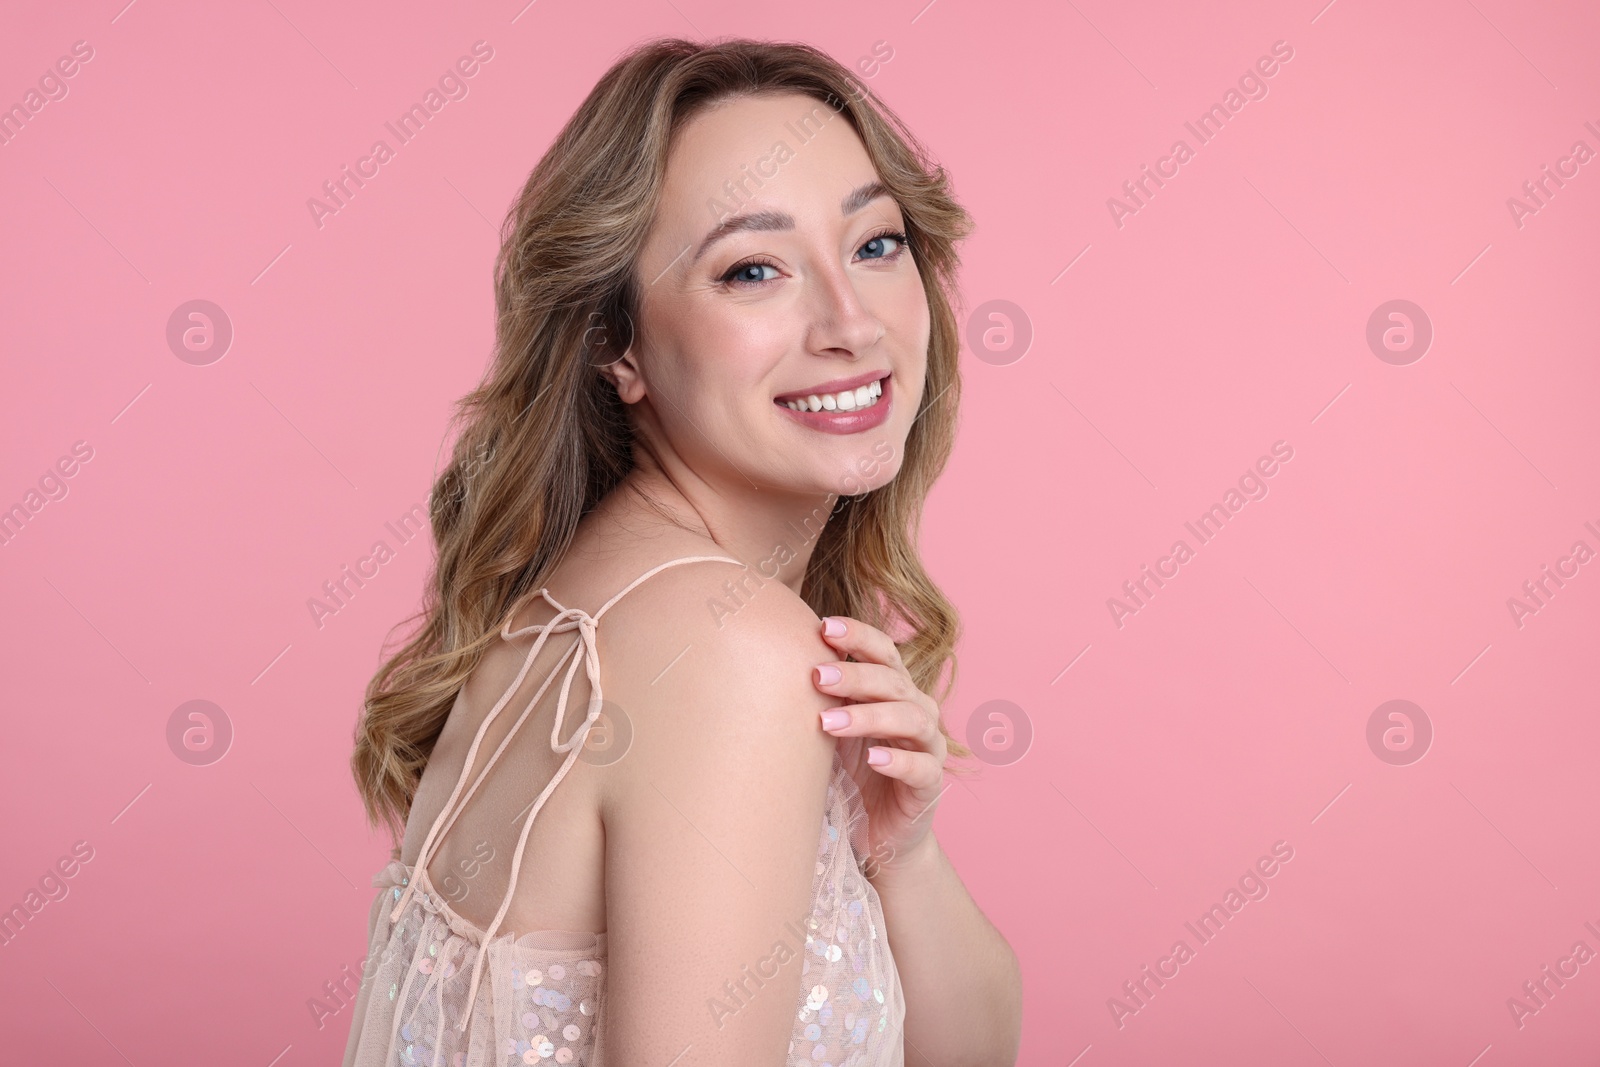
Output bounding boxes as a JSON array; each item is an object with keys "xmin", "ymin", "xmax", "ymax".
[
  {"xmin": 819, "ymin": 615, "xmax": 906, "ymax": 671},
  {"xmin": 864, "ymin": 744, "xmax": 944, "ymax": 792},
  {"xmin": 819, "ymin": 700, "xmax": 941, "ymax": 751},
  {"xmin": 813, "ymin": 659, "xmax": 923, "ymax": 706}
]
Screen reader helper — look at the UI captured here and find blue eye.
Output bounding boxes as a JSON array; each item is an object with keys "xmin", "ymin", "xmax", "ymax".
[
  {"xmin": 723, "ymin": 261, "xmax": 779, "ymax": 286},
  {"xmin": 857, "ymin": 230, "xmax": 907, "ymax": 261},
  {"xmin": 719, "ymin": 229, "xmax": 911, "ymax": 289}
]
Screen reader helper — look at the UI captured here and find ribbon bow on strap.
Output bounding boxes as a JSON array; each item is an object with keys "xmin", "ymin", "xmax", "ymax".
[{"xmin": 382, "ymin": 590, "xmax": 608, "ymax": 1035}]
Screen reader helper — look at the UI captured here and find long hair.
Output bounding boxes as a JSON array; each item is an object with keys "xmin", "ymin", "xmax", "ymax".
[{"xmin": 351, "ymin": 36, "xmax": 977, "ymax": 849}]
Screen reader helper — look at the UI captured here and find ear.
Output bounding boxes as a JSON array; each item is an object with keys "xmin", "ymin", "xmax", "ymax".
[
  {"xmin": 599, "ymin": 344, "xmax": 646, "ymax": 404},
  {"xmin": 591, "ymin": 300, "xmax": 645, "ymax": 403}
]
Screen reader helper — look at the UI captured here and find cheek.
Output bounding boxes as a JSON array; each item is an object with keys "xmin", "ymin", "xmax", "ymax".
[
  {"xmin": 704, "ymin": 303, "xmax": 803, "ymax": 375},
  {"xmin": 886, "ymin": 280, "xmax": 931, "ymax": 347},
  {"xmin": 722, "ymin": 312, "xmax": 794, "ymax": 360},
  {"xmin": 653, "ymin": 299, "xmax": 777, "ymax": 380},
  {"xmin": 674, "ymin": 310, "xmax": 790, "ymax": 412},
  {"xmin": 888, "ymin": 288, "xmax": 931, "ymax": 388}
]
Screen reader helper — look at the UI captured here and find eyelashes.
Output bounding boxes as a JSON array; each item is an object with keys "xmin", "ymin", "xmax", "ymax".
[{"xmin": 718, "ymin": 229, "xmax": 912, "ymax": 289}]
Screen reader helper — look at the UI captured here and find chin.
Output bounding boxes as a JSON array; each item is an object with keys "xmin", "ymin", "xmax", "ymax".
[{"xmin": 828, "ymin": 444, "xmax": 903, "ymax": 499}]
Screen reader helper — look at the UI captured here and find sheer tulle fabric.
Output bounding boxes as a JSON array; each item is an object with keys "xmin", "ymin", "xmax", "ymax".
[
  {"xmin": 350, "ymin": 861, "xmax": 605, "ymax": 1065},
  {"xmin": 342, "ymin": 556, "xmax": 904, "ymax": 1066}
]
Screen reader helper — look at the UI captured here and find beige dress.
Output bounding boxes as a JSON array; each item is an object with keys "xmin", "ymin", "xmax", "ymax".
[{"xmin": 341, "ymin": 555, "xmax": 906, "ymax": 1066}]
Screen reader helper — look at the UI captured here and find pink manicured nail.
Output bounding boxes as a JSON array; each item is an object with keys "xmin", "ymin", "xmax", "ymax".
[
  {"xmin": 867, "ymin": 746, "xmax": 891, "ymax": 766},
  {"xmin": 822, "ymin": 616, "xmax": 846, "ymax": 638},
  {"xmin": 820, "ymin": 710, "xmax": 851, "ymax": 732},
  {"xmin": 814, "ymin": 664, "xmax": 842, "ymax": 685}
]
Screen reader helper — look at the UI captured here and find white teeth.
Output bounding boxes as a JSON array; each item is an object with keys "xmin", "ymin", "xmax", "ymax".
[{"xmin": 782, "ymin": 377, "xmax": 884, "ymax": 413}]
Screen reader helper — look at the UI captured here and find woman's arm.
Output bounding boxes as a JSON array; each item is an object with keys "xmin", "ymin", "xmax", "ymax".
[
  {"xmin": 869, "ymin": 833, "xmax": 1023, "ymax": 1066},
  {"xmin": 598, "ymin": 578, "xmax": 844, "ymax": 1064},
  {"xmin": 807, "ymin": 614, "xmax": 1023, "ymax": 1066}
]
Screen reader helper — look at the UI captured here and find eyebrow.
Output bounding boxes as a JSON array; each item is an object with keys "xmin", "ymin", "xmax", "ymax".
[{"xmin": 689, "ymin": 180, "xmax": 894, "ymax": 267}]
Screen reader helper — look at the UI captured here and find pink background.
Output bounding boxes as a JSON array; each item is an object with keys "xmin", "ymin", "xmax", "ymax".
[{"xmin": 3, "ymin": 1, "xmax": 1598, "ymax": 1063}]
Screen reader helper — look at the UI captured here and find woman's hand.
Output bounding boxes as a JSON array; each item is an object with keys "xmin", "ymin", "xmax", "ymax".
[{"xmin": 812, "ymin": 614, "xmax": 948, "ymax": 879}]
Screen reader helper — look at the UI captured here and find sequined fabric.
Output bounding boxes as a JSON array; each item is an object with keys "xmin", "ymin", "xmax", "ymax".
[
  {"xmin": 782, "ymin": 752, "xmax": 906, "ymax": 1065},
  {"xmin": 343, "ymin": 754, "xmax": 904, "ymax": 1066},
  {"xmin": 352, "ymin": 862, "xmax": 605, "ymax": 1065},
  {"xmin": 341, "ymin": 555, "xmax": 905, "ymax": 1066}
]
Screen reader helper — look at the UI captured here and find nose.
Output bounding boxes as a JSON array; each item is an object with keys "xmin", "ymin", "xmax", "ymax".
[{"xmin": 804, "ymin": 257, "xmax": 885, "ymax": 358}]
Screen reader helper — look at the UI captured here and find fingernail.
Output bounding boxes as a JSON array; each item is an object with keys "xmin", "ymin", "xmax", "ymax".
[
  {"xmin": 820, "ymin": 709, "xmax": 851, "ymax": 732},
  {"xmin": 867, "ymin": 746, "xmax": 891, "ymax": 766},
  {"xmin": 814, "ymin": 664, "xmax": 842, "ymax": 685},
  {"xmin": 822, "ymin": 616, "xmax": 846, "ymax": 638}
]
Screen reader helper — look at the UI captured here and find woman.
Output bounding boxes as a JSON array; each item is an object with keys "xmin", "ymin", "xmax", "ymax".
[{"xmin": 342, "ymin": 36, "xmax": 1021, "ymax": 1067}]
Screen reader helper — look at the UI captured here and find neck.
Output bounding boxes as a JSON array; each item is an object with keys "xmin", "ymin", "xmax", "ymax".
[{"xmin": 593, "ymin": 461, "xmax": 840, "ymax": 597}]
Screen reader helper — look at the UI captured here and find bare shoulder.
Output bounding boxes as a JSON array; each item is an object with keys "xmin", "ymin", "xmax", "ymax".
[
  {"xmin": 591, "ymin": 557, "xmax": 842, "ymax": 1059},
  {"xmin": 593, "ymin": 557, "xmax": 840, "ymax": 788}
]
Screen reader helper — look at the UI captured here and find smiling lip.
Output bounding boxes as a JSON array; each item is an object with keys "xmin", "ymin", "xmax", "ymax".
[
  {"xmin": 774, "ymin": 372, "xmax": 892, "ymax": 435},
  {"xmin": 773, "ymin": 369, "xmax": 889, "ymax": 402}
]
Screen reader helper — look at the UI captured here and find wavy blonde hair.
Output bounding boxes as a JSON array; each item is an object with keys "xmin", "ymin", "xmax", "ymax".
[{"xmin": 352, "ymin": 36, "xmax": 977, "ymax": 848}]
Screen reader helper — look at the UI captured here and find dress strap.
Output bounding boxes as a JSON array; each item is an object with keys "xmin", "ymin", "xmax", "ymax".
[{"xmin": 383, "ymin": 553, "xmax": 743, "ymax": 1035}]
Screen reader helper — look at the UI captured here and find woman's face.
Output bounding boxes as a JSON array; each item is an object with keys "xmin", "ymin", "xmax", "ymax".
[{"xmin": 615, "ymin": 91, "xmax": 930, "ymax": 500}]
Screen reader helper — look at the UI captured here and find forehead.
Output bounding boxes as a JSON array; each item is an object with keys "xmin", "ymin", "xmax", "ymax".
[{"xmin": 656, "ymin": 91, "xmax": 881, "ymax": 226}]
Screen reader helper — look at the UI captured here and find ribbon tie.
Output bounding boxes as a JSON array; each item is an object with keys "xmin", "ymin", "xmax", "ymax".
[
  {"xmin": 383, "ymin": 590, "xmax": 608, "ymax": 1036},
  {"xmin": 373, "ymin": 555, "xmax": 743, "ymax": 1050}
]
